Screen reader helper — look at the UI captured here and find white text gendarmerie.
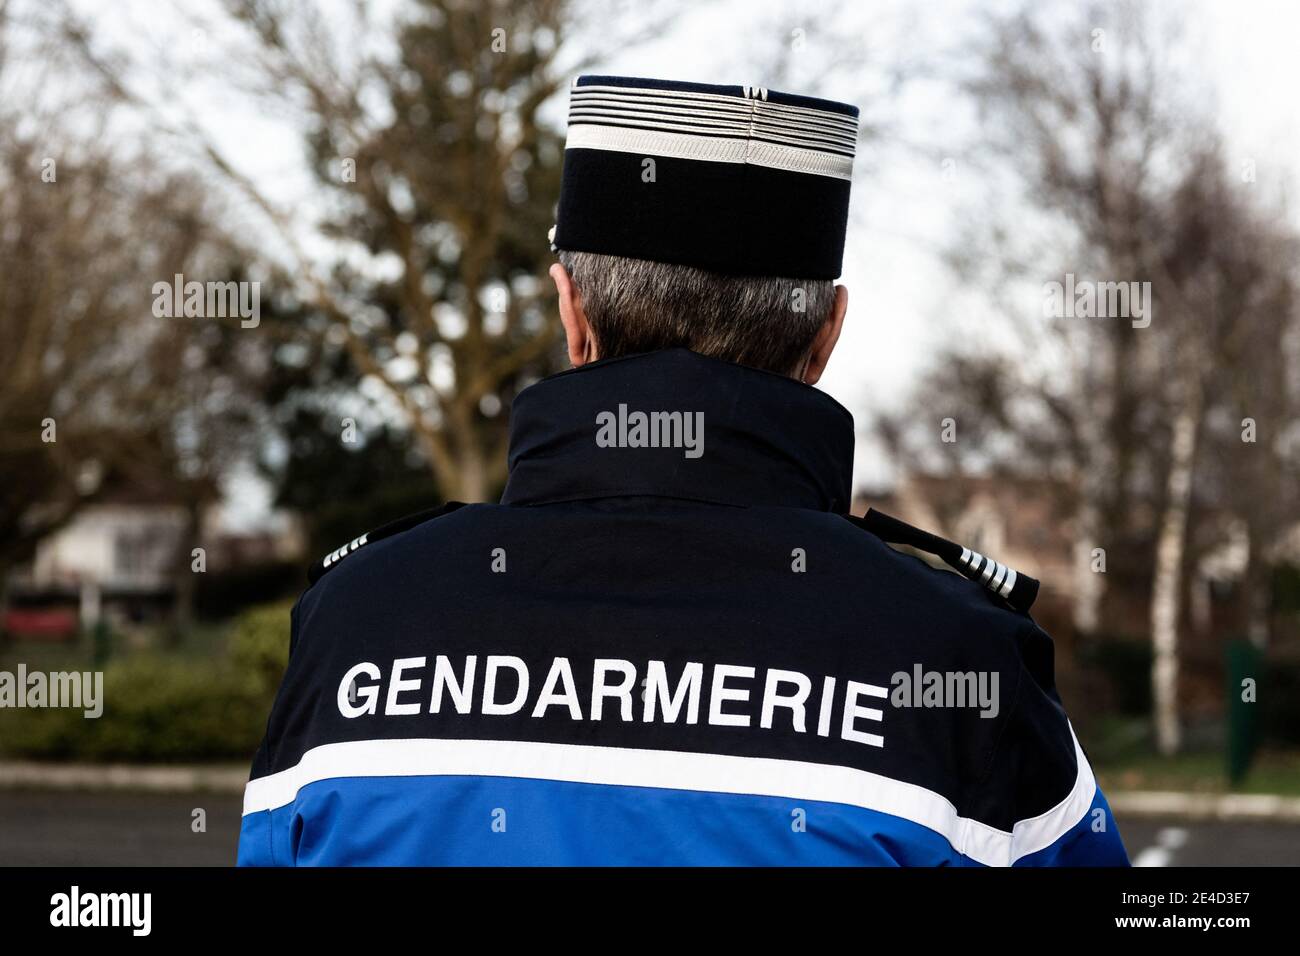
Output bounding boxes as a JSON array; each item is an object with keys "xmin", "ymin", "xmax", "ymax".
[{"xmin": 337, "ymin": 655, "xmax": 887, "ymax": 748}]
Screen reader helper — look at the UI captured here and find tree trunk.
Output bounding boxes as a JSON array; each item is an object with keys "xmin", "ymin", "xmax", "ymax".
[
  {"xmin": 170, "ymin": 497, "xmax": 201, "ymax": 646},
  {"xmin": 1073, "ymin": 507, "xmax": 1103, "ymax": 634},
  {"xmin": 1150, "ymin": 393, "xmax": 1200, "ymax": 756},
  {"xmin": 1242, "ymin": 529, "xmax": 1271, "ymax": 650},
  {"xmin": 457, "ymin": 439, "xmax": 490, "ymax": 503}
]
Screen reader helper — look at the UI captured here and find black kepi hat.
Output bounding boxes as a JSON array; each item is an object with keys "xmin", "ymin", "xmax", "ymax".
[{"xmin": 551, "ymin": 75, "xmax": 859, "ymax": 280}]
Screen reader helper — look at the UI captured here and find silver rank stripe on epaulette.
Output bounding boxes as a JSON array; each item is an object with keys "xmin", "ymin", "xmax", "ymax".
[
  {"xmin": 959, "ymin": 547, "xmax": 1017, "ymax": 600},
  {"xmin": 323, "ymin": 533, "xmax": 369, "ymax": 569}
]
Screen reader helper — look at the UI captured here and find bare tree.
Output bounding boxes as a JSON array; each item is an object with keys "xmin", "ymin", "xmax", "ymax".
[
  {"xmin": 55, "ymin": 0, "xmax": 668, "ymax": 501},
  {"xmin": 0, "ymin": 2, "xmax": 269, "ymax": 633},
  {"xmin": 880, "ymin": 0, "xmax": 1300, "ymax": 753}
]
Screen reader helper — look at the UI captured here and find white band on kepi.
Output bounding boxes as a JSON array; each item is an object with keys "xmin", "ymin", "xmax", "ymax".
[{"xmin": 564, "ymin": 124, "xmax": 855, "ymax": 181}]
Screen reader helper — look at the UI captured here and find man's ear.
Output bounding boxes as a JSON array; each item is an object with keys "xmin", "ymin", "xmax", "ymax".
[
  {"xmin": 802, "ymin": 284, "xmax": 848, "ymax": 385},
  {"xmin": 550, "ymin": 262, "xmax": 596, "ymax": 367}
]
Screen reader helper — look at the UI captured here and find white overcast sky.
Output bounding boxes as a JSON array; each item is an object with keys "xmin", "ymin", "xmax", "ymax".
[{"xmin": 64, "ymin": 0, "xmax": 1300, "ymax": 521}]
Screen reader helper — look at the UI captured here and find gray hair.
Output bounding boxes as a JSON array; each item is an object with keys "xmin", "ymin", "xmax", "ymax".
[{"xmin": 557, "ymin": 250, "xmax": 835, "ymax": 375}]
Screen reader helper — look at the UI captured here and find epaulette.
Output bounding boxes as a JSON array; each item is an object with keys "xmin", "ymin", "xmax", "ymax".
[
  {"xmin": 847, "ymin": 508, "xmax": 1040, "ymax": 614},
  {"xmin": 308, "ymin": 501, "xmax": 466, "ymax": 586}
]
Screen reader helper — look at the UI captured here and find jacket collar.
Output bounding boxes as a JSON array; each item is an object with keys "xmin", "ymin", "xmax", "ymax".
[{"xmin": 501, "ymin": 349, "xmax": 855, "ymax": 512}]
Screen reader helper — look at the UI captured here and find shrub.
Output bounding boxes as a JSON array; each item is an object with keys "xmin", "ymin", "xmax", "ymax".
[
  {"xmin": 194, "ymin": 561, "xmax": 304, "ymax": 620},
  {"xmin": 1078, "ymin": 636, "xmax": 1153, "ymax": 716},
  {"xmin": 229, "ymin": 600, "xmax": 293, "ymax": 697},
  {"xmin": 0, "ymin": 601, "xmax": 294, "ymax": 762},
  {"xmin": 1261, "ymin": 654, "xmax": 1300, "ymax": 747}
]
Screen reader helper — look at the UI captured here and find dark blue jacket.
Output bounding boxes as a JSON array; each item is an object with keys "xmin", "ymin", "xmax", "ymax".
[{"xmin": 238, "ymin": 348, "xmax": 1128, "ymax": 866}]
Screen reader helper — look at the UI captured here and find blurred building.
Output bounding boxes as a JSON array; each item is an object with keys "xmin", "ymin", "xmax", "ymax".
[
  {"xmin": 853, "ymin": 471, "xmax": 1080, "ymax": 638},
  {"xmin": 4, "ymin": 487, "xmax": 304, "ymax": 638}
]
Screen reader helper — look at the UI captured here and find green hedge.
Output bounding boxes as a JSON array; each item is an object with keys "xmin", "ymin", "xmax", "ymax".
[
  {"xmin": 1077, "ymin": 636, "xmax": 1300, "ymax": 748},
  {"xmin": 0, "ymin": 601, "xmax": 292, "ymax": 762},
  {"xmin": 228, "ymin": 600, "xmax": 293, "ymax": 697},
  {"xmin": 1261, "ymin": 654, "xmax": 1300, "ymax": 747},
  {"xmin": 1077, "ymin": 636, "xmax": 1153, "ymax": 716},
  {"xmin": 193, "ymin": 560, "xmax": 304, "ymax": 621}
]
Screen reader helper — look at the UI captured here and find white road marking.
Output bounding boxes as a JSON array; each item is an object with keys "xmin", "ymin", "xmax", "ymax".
[{"xmin": 1133, "ymin": 826, "xmax": 1189, "ymax": 867}]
